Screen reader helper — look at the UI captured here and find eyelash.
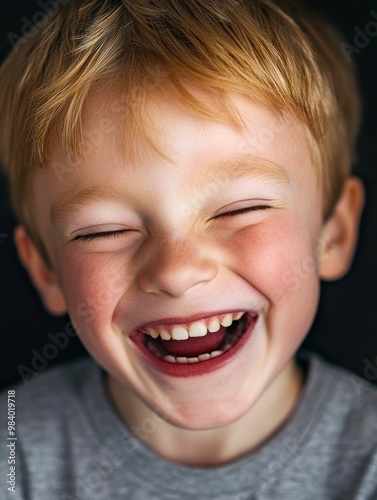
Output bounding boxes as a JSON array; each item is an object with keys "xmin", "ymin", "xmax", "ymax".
[
  {"xmin": 214, "ymin": 205, "xmax": 271, "ymax": 218},
  {"xmin": 74, "ymin": 230, "xmax": 131, "ymax": 242},
  {"xmin": 74, "ymin": 206, "xmax": 271, "ymax": 241}
]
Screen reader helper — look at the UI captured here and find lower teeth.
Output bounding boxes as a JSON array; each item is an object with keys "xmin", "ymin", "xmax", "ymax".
[{"xmin": 164, "ymin": 349, "xmax": 227, "ymax": 364}]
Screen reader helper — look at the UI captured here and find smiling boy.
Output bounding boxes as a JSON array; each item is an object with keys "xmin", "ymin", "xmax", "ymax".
[{"xmin": 1, "ymin": 0, "xmax": 377, "ymax": 499}]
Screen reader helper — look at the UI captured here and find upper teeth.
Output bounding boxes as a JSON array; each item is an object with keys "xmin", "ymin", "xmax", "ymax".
[{"xmin": 141, "ymin": 312, "xmax": 245, "ymax": 341}]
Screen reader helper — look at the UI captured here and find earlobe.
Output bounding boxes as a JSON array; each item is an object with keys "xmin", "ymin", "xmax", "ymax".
[
  {"xmin": 13, "ymin": 226, "xmax": 67, "ymax": 316},
  {"xmin": 319, "ymin": 176, "xmax": 365, "ymax": 281}
]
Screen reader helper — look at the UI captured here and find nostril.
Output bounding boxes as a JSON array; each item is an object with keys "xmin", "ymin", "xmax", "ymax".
[{"xmin": 137, "ymin": 240, "xmax": 218, "ymax": 298}]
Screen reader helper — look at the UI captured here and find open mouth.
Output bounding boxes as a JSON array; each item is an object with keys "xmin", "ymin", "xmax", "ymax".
[{"xmin": 138, "ymin": 312, "xmax": 256, "ymax": 365}]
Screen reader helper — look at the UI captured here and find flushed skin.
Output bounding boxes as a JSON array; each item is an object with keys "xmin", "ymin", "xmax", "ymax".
[{"xmin": 14, "ymin": 90, "xmax": 364, "ymax": 466}]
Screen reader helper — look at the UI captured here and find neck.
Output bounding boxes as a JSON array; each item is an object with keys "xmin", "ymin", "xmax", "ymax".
[{"xmin": 106, "ymin": 359, "xmax": 304, "ymax": 467}]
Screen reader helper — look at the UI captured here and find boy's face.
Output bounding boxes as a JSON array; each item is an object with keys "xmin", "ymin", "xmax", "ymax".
[{"xmin": 26, "ymin": 88, "xmax": 352, "ymax": 428}]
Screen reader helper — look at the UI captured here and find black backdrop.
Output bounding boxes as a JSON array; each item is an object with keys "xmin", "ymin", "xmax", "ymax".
[{"xmin": 0, "ymin": 0, "xmax": 376, "ymax": 390}]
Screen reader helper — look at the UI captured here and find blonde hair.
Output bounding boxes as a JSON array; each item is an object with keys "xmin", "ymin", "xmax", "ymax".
[{"xmin": 0, "ymin": 0, "xmax": 361, "ymax": 265}]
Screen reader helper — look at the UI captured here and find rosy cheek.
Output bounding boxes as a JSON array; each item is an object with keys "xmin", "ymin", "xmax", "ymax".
[
  {"xmin": 59, "ymin": 251, "xmax": 127, "ymax": 326},
  {"xmin": 225, "ymin": 216, "xmax": 317, "ymax": 301}
]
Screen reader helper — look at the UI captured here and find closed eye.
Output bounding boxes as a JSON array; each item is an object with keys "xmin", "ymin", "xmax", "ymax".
[
  {"xmin": 73, "ymin": 230, "xmax": 132, "ymax": 242},
  {"xmin": 73, "ymin": 206, "xmax": 272, "ymax": 240},
  {"xmin": 214, "ymin": 205, "xmax": 272, "ymax": 219}
]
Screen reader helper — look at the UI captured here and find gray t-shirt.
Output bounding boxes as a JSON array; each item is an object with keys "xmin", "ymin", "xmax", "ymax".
[{"xmin": 1, "ymin": 349, "xmax": 377, "ymax": 500}]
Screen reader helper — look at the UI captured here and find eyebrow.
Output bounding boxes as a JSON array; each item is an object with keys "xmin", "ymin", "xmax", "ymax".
[
  {"xmin": 50, "ymin": 184, "xmax": 132, "ymax": 224},
  {"xmin": 50, "ymin": 155, "xmax": 291, "ymax": 224},
  {"xmin": 205, "ymin": 156, "xmax": 292, "ymax": 185}
]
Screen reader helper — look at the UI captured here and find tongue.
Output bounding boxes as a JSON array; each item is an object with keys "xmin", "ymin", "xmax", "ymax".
[{"xmin": 160, "ymin": 326, "xmax": 228, "ymax": 357}]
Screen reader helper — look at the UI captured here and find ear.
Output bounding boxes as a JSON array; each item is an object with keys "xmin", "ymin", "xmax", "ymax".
[
  {"xmin": 319, "ymin": 176, "xmax": 365, "ymax": 281},
  {"xmin": 14, "ymin": 225, "xmax": 67, "ymax": 315}
]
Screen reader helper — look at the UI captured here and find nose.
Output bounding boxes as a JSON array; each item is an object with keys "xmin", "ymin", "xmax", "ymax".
[{"xmin": 137, "ymin": 236, "xmax": 218, "ymax": 298}]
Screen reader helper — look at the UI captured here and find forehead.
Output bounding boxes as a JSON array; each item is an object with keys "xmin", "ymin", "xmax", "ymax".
[
  {"xmin": 35, "ymin": 88, "xmax": 319, "ymax": 227},
  {"xmin": 75, "ymin": 86, "xmax": 314, "ymax": 173}
]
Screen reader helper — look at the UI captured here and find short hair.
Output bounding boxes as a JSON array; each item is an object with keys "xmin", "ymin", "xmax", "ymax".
[{"xmin": 0, "ymin": 0, "xmax": 361, "ymax": 265}]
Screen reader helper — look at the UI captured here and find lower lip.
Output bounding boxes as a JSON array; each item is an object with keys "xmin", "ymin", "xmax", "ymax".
[{"xmin": 130, "ymin": 313, "xmax": 258, "ymax": 378}]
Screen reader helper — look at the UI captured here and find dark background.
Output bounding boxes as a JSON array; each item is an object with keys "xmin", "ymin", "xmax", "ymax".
[{"xmin": 0, "ymin": 0, "xmax": 376, "ymax": 390}]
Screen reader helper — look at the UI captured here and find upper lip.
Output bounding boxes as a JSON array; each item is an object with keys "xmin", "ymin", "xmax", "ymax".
[{"xmin": 134, "ymin": 309, "xmax": 256, "ymax": 331}]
